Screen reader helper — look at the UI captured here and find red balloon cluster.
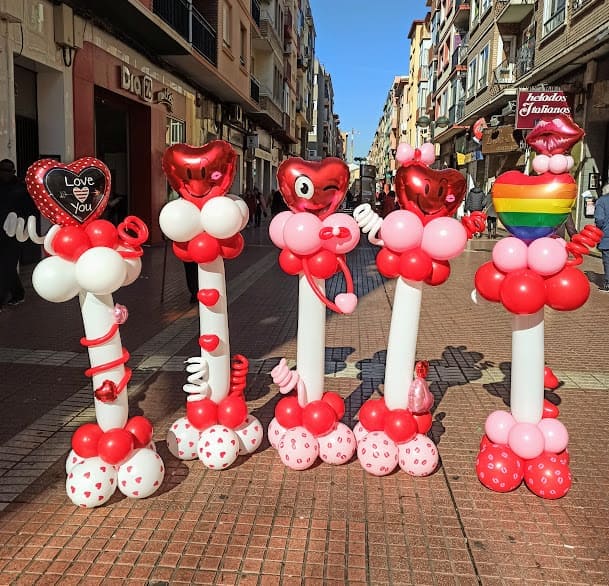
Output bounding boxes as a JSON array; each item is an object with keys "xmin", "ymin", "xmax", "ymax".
[
  {"xmin": 358, "ymin": 398, "xmax": 432, "ymax": 442},
  {"xmin": 376, "ymin": 247, "xmax": 451, "ymax": 286},
  {"xmin": 173, "ymin": 232, "xmax": 245, "ymax": 264},
  {"xmin": 475, "ymin": 261, "xmax": 590, "ymax": 313},
  {"xmin": 71, "ymin": 416, "xmax": 154, "ymax": 465},
  {"xmin": 279, "ymin": 248, "xmax": 341, "ymax": 279},
  {"xmin": 275, "ymin": 392, "xmax": 345, "ymax": 436},
  {"xmin": 186, "ymin": 394, "xmax": 248, "ymax": 430}
]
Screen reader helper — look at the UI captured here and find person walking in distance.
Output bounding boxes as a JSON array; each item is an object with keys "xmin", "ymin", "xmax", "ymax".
[
  {"xmin": 594, "ymin": 183, "xmax": 609, "ymax": 292},
  {"xmin": 253, "ymin": 187, "xmax": 267, "ymax": 227},
  {"xmin": 465, "ymin": 184, "xmax": 486, "ymax": 238}
]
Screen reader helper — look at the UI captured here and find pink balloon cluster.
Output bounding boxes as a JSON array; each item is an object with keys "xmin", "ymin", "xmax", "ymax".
[
  {"xmin": 532, "ymin": 154, "xmax": 574, "ymax": 175},
  {"xmin": 395, "ymin": 142, "xmax": 436, "ymax": 167}
]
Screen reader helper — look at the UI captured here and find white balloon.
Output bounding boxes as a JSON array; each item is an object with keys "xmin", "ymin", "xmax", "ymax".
[
  {"xmin": 159, "ymin": 198, "xmax": 202, "ymax": 242},
  {"xmin": 75, "ymin": 247, "xmax": 127, "ymax": 295},
  {"xmin": 200, "ymin": 197, "xmax": 244, "ymax": 239},
  {"xmin": 226, "ymin": 194, "xmax": 249, "ymax": 230},
  {"xmin": 117, "ymin": 448, "xmax": 165, "ymax": 499},
  {"xmin": 66, "ymin": 457, "xmax": 117, "ymax": 508},
  {"xmin": 234, "ymin": 415, "xmax": 263, "ymax": 455},
  {"xmin": 122, "ymin": 254, "xmax": 142, "ymax": 287},
  {"xmin": 197, "ymin": 426, "xmax": 240, "ymax": 470},
  {"xmin": 166, "ymin": 416, "xmax": 201, "ymax": 460},
  {"xmin": 32, "ymin": 256, "xmax": 80, "ymax": 302},
  {"xmin": 65, "ymin": 449, "xmax": 85, "ymax": 474}
]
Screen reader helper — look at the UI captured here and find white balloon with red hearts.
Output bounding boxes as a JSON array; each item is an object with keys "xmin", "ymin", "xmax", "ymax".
[
  {"xmin": 117, "ymin": 448, "xmax": 165, "ymax": 499},
  {"xmin": 166, "ymin": 416, "xmax": 201, "ymax": 460},
  {"xmin": 318, "ymin": 422, "xmax": 356, "ymax": 465},
  {"xmin": 398, "ymin": 433, "xmax": 439, "ymax": 476},
  {"xmin": 197, "ymin": 425, "xmax": 240, "ymax": 470},
  {"xmin": 66, "ymin": 456, "xmax": 117, "ymax": 508},
  {"xmin": 234, "ymin": 415, "xmax": 263, "ymax": 455},
  {"xmin": 65, "ymin": 449, "xmax": 85, "ymax": 474}
]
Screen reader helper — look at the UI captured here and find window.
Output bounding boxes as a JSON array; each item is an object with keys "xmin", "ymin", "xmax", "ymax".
[
  {"xmin": 239, "ymin": 24, "xmax": 247, "ymax": 66},
  {"xmin": 477, "ymin": 45, "xmax": 489, "ymax": 90},
  {"xmin": 480, "ymin": 0, "xmax": 491, "ymax": 16},
  {"xmin": 467, "ymin": 58, "xmax": 477, "ymax": 98},
  {"xmin": 543, "ymin": 0, "xmax": 566, "ymax": 36},
  {"xmin": 470, "ymin": 0, "xmax": 479, "ymax": 27},
  {"xmin": 166, "ymin": 118, "xmax": 185, "ymax": 146},
  {"xmin": 223, "ymin": 2, "xmax": 232, "ymax": 47}
]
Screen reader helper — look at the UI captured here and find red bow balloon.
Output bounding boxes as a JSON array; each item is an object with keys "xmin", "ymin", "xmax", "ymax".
[
  {"xmin": 26, "ymin": 157, "xmax": 111, "ymax": 226},
  {"xmin": 162, "ymin": 141, "xmax": 237, "ymax": 208}
]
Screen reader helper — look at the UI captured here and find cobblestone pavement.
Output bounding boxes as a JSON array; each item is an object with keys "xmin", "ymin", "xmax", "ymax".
[{"xmin": 0, "ymin": 223, "xmax": 608, "ymax": 585}]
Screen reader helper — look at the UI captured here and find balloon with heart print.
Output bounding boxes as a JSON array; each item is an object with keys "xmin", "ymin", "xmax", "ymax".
[
  {"xmin": 395, "ymin": 161, "xmax": 466, "ymax": 225},
  {"xmin": 26, "ymin": 157, "xmax": 111, "ymax": 227},
  {"xmin": 277, "ymin": 157, "xmax": 349, "ymax": 219},
  {"xmin": 162, "ymin": 140, "xmax": 237, "ymax": 208}
]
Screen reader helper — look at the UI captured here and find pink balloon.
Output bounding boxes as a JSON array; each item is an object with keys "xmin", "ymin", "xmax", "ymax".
[
  {"xmin": 380, "ymin": 210, "xmax": 423, "ymax": 252},
  {"xmin": 418, "ymin": 143, "xmax": 436, "ymax": 166},
  {"xmin": 277, "ymin": 426, "xmax": 319, "ymax": 470},
  {"xmin": 320, "ymin": 213, "xmax": 360, "ymax": 254},
  {"xmin": 537, "ymin": 419, "xmax": 569, "ymax": 454},
  {"xmin": 356, "ymin": 431, "xmax": 399, "ymax": 476},
  {"xmin": 395, "ymin": 143, "xmax": 415, "ymax": 166},
  {"xmin": 283, "ymin": 212, "xmax": 323, "ymax": 255},
  {"xmin": 267, "ymin": 417, "xmax": 288, "ymax": 450},
  {"xmin": 269, "ymin": 211, "xmax": 293, "ymax": 249},
  {"xmin": 532, "ymin": 154, "xmax": 550, "ymax": 174},
  {"xmin": 485, "ymin": 410, "xmax": 516, "ymax": 445},
  {"xmin": 398, "ymin": 434, "xmax": 439, "ymax": 476},
  {"xmin": 527, "ymin": 237, "xmax": 568, "ymax": 276},
  {"xmin": 420, "ymin": 217, "xmax": 467, "ymax": 260},
  {"xmin": 492, "ymin": 237, "xmax": 528, "ymax": 273},
  {"xmin": 318, "ymin": 423, "xmax": 357, "ymax": 465},
  {"xmin": 566, "ymin": 156, "xmax": 574, "ymax": 171},
  {"xmin": 353, "ymin": 421, "xmax": 369, "ymax": 442},
  {"xmin": 507, "ymin": 422, "xmax": 545, "ymax": 460},
  {"xmin": 549, "ymin": 154, "xmax": 568, "ymax": 174}
]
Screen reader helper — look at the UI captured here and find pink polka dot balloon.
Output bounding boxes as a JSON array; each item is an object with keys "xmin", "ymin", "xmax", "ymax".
[
  {"xmin": 197, "ymin": 425, "xmax": 240, "ymax": 470},
  {"xmin": 117, "ymin": 448, "xmax": 165, "ymax": 499},
  {"xmin": 267, "ymin": 417, "xmax": 288, "ymax": 449},
  {"xmin": 66, "ymin": 456, "xmax": 117, "ymax": 508},
  {"xmin": 398, "ymin": 434, "xmax": 439, "ymax": 476},
  {"xmin": 357, "ymin": 431, "xmax": 399, "ymax": 476},
  {"xmin": 353, "ymin": 421, "xmax": 369, "ymax": 442},
  {"xmin": 234, "ymin": 415, "xmax": 264, "ymax": 455},
  {"xmin": 318, "ymin": 422, "xmax": 356, "ymax": 465},
  {"xmin": 277, "ymin": 427, "xmax": 319, "ymax": 470},
  {"xmin": 166, "ymin": 416, "xmax": 201, "ymax": 460}
]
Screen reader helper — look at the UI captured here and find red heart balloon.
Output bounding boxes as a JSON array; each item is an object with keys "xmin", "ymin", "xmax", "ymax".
[
  {"xmin": 197, "ymin": 288, "xmax": 220, "ymax": 307},
  {"xmin": 162, "ymin": 140, "xmax": 236, "ymax": 208},
  {"xmin": 395, "ymin": 162, "xmax": 466, "ymax": 225},
  {"xmin": 199, "ymin": 334, "xmax": 220, "ymax": 352},
  {"xmin": 25, "ymin": 157, "xmax": 111, "ymax": 226},
  {"xmin": 277, "ymin": 157, "xmax": 349, "ymax": 219}
]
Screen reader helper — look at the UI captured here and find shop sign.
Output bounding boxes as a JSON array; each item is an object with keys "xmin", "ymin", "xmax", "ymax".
[
  {"xmin": 120, "ymin": 65, "xmax": 174, "ymax": 111},
  {"xmin": 516, "ymin": 90, "xmax": 573, "ymax": 129},
  {"xmin": 481, "ymin": 126, "xmax": 520, "ymax": 154}
]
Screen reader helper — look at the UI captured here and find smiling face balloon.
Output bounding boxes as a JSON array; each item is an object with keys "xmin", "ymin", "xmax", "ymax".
[{"xmin": 277, "ymin": 157, "xmax": 349, "ymax": 220}]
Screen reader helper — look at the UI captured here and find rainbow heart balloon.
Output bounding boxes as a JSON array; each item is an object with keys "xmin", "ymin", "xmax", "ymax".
[{"xmin": 492, "ymin": 171, "xmax": 576, "ymax": 242}]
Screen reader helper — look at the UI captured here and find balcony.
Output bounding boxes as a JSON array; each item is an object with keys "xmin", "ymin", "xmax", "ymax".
[
  {"xmin": 453, "ymin": 0, "xmax": 470, "ymax": 29},
  {"xmin": 253, "ymin": 11, "xmax": 283, "ymax": 55},
  {"xmin": 191, "ymin": 8, "xmax": 217, "ymax": 64},
  {"xmin": 418, "ymin": 65, "xmax": 430, "ymax": 82},
  {"xmin": 543, "ymin": 7, "xmax": 566, "ymax": 36},
  {"xmin": 571, "ymin": 0, "xmax": 602, "ymax": 14},
  {"xmin": 451, "ymin": 45, "xmax": 468, "ymax": 69},
  {"xmin": 516, "ymin": 44, "xmax": 535, "ymax": 78},
  {"xmin": 496, "ymin": 0, "xmax": 535, "ymax": 24},
  {"xmin": 250, "ymin": 76, "xmax": 260, "ymax": 103},
  {"xmin": 494, "ymin": 60, "xmax": 516, "ymax": 84},
  {"xmin": 251, "ymin": 0, "xmax": 260, "ymax": 27}
]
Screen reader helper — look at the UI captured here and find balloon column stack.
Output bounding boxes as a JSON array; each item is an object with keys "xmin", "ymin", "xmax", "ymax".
[
  {"xmin": 474, "ymin": 115, "xmax": 602, "ymax": 499},
  {"xmin": 267, "ymin": 158, "xmax": 360, "ymax": 470},
  {"xmin": 23, "ymin": 157, "xmax": 164, "ymax": 508},
  {"xmin": 160, "ymin": 141, "xmax": 263, "ymax": 470},
  {"xmin": 351, "ymin": 143, "xmax": 480, "ymax": 477}
]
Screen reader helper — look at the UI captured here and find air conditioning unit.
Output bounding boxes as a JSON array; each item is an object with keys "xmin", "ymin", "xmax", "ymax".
[
  {"xmin": 54, "ymin": 3, "xmax": 75, "ymax": 48},
  {"xmin": 227, "ymin": 104, "xmax": 243, "ymax": 124},
  {"xmin": 502, "ymin": 101, "xmax": 517, "ymax": 116}
]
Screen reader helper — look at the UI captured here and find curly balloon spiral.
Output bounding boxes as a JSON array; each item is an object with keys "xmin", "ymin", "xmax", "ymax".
[
  {"xmin": 3, "ymin": 213, "xmax": 45, "ymax": 244},
  {"xmin": 229, "ymin": 354, "xmax": 249, "ymax": 396},
  {"xmin": 565, "ymin": 224, "xmax": 603, "ymax": 266},
  {"xmin": 271, "ymin": 358, "xmax": 307, "ymax": 407},
  {"xmin": 183, "ymin": 356, "xmax": 211, "ymax": 398},
  {"xmin": 353, "ymin": 203, "xmax": 384, "ymax": 246}
]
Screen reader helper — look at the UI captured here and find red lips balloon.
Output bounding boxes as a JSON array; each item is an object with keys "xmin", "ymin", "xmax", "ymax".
[
  {"xmin": 277, "ymin": 157, "xmax": 349, "ymax": 219},
  {"xmin": 25, "ymin": 157, "xmax": 111, "ymax": 227},
  {"xmin": 395, "ymin": 162, "xmax": 466, "ymax": 225},
  {"xmin": 162, "ymin": 140, "xmax": 237, "ymax": 208}
]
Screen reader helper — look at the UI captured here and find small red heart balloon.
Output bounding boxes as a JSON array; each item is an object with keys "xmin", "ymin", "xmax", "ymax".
[
  {"xmin": 162, "ymin": 140, "xmax": 236, "ymax": 208},
  {"xmin": 395, "ymin": 161, "xmax": 466, "ymax": 224},
  {"xmin": 25, "ymin": 157, "xmax": 111, "ymax": 226},
  {"xmin": 277, "ymin": 157, "xmax": 349, "ymax": 219}
]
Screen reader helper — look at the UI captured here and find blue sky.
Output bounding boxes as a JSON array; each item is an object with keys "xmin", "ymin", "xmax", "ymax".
[{"xmin": 309, "ymin": 0, "xmax": 429, "ymax": 160}]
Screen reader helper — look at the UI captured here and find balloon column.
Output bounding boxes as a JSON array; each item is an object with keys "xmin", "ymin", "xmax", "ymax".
[
  {"xmin": 474, "ymin": 115, "xmax": 602, "ymax": 499},
  {"xmin": 267, "ymin": 158, "xmax": 360, "ymax": 469},
  {"xmin": 20, "ymin": 157, "xmax": 164, "ymax": 508},
  {"xmin": 160, "ymin": 141, "xmax": 263, "ymax": 469},
  {"xmin": 351, "ymin": 143, "xmax": 479, "ymax": 477}
]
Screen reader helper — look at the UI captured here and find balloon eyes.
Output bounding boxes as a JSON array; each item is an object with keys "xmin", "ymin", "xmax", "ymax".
[
  {"xmin": 294, "ymin": 175, "xmax": 314, "ymax": 200},
  {"xmin": 185, "ymin": 167, "xmax": 206, "ymax": 180}
]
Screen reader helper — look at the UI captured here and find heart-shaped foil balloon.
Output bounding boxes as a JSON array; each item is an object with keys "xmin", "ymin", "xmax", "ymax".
[
  {"xmin": 525, "ymin": 115, "xmax": 584, "ymax": 156},
  {"xmin": 162, "ymin": 140, "xmax": 236, "ymax": 208},
  {"xmin": 277, "ymin": 157, "xmax": 349, "ymax": 219},
  {"xmin": 492, "ymin": 170, "xmax": 576, "ymax": 242},
  {"xmin": 25, "ymin": 157, "xmax": 111, "ymax": 226},
  {"xmin": 395, "ymin": 161, "xmax": 466, "ymax": 224}
]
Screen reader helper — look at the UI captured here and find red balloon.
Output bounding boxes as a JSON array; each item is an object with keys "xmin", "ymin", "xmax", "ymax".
[
  {"xmin": 84, "ymin": 219, "xmax": 119, "ymax": 248},
  {"xmin": 275, "ymin": 396, "xmax": 303, "ymax": 429},
  {"xmin": 217, "ymin": 395, "xmax": 248, "ymax": 428},
  {"xmin": 376, "ymin": 247, "xmax": 401, "ymax": 278},
  {"xmin": 358, "ymin": 399, "xmax": 388, "ymax": 432},
  {"xmin": 125, "ymin": 416, "xmax": 154, "ymax": 448},
  {"xmin": 425, "ymin": 259, "xmax": 451, "ymax": 286},
  {"xmin": 384, "ymin": 409, "xmax": 417, "ymax": 444},
  {"xmin": 52, "ymin": 226, "xmax": 91, "ymax": 261},
  {"xmin": 302, "ymin": 400, "xmax": 337, "ymax": 436},
  {"xmin": 545, "ymin": 266, "xmax": 590, "ymax": 311},
  {"xmin": 542, "ymin": 399, "xmax": 560, "ymax": 419},
  {"xmin": 173, "ymin": 241, "xmax": 193, "ymax": 262},
  {"xmin": 278, "ymin": 249, "xmax": 303, "ymax": 275},
  {"xmin": 72, "ymin": 423, "xmax": 103, "ymax": 458},
  {"xmin": 413, "ymin": 412, "xmax": 433, "ymax": 434},
  {"xmin": 524, "ymin": 452, "xmax": 571, "ymax": 499},
  {"xmin": 499, "ymin": 269, "xmax": 546, "ymax": 314},
  {"xmin": 322, "ymin": 391, "xmax": 345, "ymax": 420},
  {"xmin": 476, "ymin": 443, "xmax": 524, "ymax": 493},
  {"xmin": 186, "ymin": 397, "xmax": 218, "ymax": 430},
  {"xmin": 218, "ymin": 233, "xmax": 245, "ymax": 259},
  {"xmin": 479, "ymin": 434, "xmax": 492, "ymax": 451},
  {"xmin": 544, "ymin": 366, "xmax": 559, "ymax": 390},
  {"xmin": 187, "ymin": 233, "xmax": 221, "ymax": 264},
  {"xmin": 307, "ymin": 250, "xmax": 338, "ymax": 279},
  {"xmin": 97, "ymin": 428, "xmax": 134, "ymax": 465},
  {"xmin": 474, "ymin": 261, "xmax": 505, "ymax": 302},
  {"xmin": 399, "ymin": 248, "xmax": 433, "ymax": 281}
]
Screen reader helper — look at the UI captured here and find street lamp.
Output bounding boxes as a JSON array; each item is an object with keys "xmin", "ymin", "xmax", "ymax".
[{"xmin": 354, "ymin": 156, "xmax": 365, "ymax": 205}]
